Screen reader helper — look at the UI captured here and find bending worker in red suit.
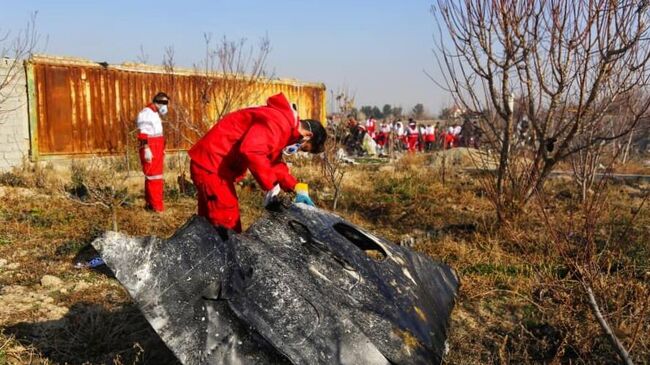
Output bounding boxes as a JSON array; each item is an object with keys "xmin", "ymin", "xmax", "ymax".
[
  {"xmin": 188, "ymin": 93, "xmax": 327, "ymax": 232},
  {"xmin": 136, "ymin": 92, "xmax": 169, "ymax": 212}
]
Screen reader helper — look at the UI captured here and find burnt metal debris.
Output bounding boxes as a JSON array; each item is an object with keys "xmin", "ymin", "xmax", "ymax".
[{"xmin": 92, "ymin": 204, "xmax": 459, "ymax": 365}]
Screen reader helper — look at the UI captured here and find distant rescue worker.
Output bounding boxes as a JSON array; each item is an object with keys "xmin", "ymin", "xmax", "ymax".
[
  {"xmin": 365, "ymin": 117, "xmax": 377, "ymax": 139},
  {"xmin": 460, "ymin": 118, "xmax": 476, "ymax": 148},
  {"xmin": 394, "ymin": 120, "xmax": 405, "ymax": 151},
  {"xmin": 343, "ymin": 115, "xmax": 366, "ymax": 155},
  {"xmin": 444, "ymin": 126, "xmax": 457, "ymax": 149},
  {"xmin": 417, "ymin": 124, "xmax": 426, "ymax": 152},
  {"xmin": 406, "ymin": 118, "xmax": 419, "ymax": 152},
  {"xmin": 453, "ymin": 125, "xmax": 462, "ymax": 137},
  {"xmin": 188, "ymin": 93, "xmax": 327, "ymax": 232},
  {"xmin": 376, "ymin": 122, "xmax": 391, "ymax": 151},
  {"xmin": 136, "ymin": 92, "xmax": 169, "ymax": 212},
  {"xmin": 424, "ymin": 124, "xmax": 436, "ymax": 151}
]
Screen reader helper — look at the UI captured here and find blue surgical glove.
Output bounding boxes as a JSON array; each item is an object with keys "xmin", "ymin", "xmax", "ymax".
[{"xmin": 295, "ymin": 193, "xmax": 315, "ymax": 206}]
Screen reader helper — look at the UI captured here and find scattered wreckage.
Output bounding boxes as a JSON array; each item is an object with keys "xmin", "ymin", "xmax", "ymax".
[{"xmin": 92, "ymin": 203, "xmax": 459, "ymax": 365}]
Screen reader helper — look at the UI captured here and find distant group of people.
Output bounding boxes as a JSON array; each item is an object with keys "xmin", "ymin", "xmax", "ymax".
[{"xmin": 336, "ymin": 115, "xmax": 482, "ymax": 157}]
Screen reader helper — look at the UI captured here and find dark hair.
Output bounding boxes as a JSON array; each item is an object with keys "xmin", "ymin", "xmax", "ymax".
[
  {"xmin": 301, "ymin": 119, "xmax": 327, "ymax": 153},
  {"xmin": 152, "ymin": 92, "xmax": 169, "ymax": 103}
]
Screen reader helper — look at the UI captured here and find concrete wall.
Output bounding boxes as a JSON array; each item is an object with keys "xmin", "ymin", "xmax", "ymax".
[{"xmin": 0, "ymin": 58, "xmax": 30, "ymax": 171}]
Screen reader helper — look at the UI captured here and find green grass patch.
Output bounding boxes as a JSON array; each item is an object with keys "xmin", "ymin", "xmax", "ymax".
[{"xmin": 0, "ymin": 236, "xmax": 11, "ymax": 246}]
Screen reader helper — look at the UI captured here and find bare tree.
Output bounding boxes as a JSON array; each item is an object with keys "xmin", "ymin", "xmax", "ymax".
[
  {"xmin": 321, "ymin": 135, "xmax": 347, "ymax": 211},
  {"xmin": 159, "ymin": 45, "xmax": 195, "ymax": 189},
  {"xmin": 0, "ymin": 12, "xmax": 40, "ymax": 121},
  {"xmin": 570, "ymin": 136, "xmax": 606, "ymax": 202},
  {"xmin": 207, "ymin": 34, "xmax": 272, "ymax": 121},
  {"xmin": 66, "ymin": 158, "xmax": 131, "ymax": 232},
  {"xmin": 136, "ymin": 44, "xmax": 149, "ymax": 64},
  {"xmin": 431, "ymin": 0, "xmax": 650, "ymax": 221},
  {"xmin": 334, "ymin": 89, "xmax": 356, "ymax": 119},
  {"xmin": 535, "ymin": 175, "xmax": 648, "ymax": 364},
  {"xmin": 321, "ymin": 88, "xmax": 356, "ymax": 210},
  {"xmin": 161, "ymin": 34, "xmax": 272, "ymax": 147}
]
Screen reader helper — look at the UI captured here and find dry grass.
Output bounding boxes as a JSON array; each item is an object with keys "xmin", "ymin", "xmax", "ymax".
[{"xmin": 0, "ymin": 154, "xmax": 648, "ymax": 364}]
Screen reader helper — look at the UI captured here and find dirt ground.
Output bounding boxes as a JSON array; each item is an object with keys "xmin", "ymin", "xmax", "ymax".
[{"xmin": 0, "ymin": 152, "xmax": 648, "ymax": 364}]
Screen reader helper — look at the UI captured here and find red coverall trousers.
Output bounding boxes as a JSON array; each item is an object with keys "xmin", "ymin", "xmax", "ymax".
[
  {"xmin": 139, "ymin": 136, "xmax": 165, "ymax": 212},
  {"xmin": 190, "ymin": 161, "xmax": 242, "ymax": 232},
  {"xmin": 407, "ymin": 135, "xmax": 419, "ymax": 152},
  {"xmin": 444, "ymin": 134, "xmax": 456, "ymax": 149}
]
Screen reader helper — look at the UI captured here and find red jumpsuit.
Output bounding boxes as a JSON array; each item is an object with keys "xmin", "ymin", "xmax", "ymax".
[
  {"xmin": 137, "ymin": 104, "xmax": 165, "ymax": 212},
  {"xmin": 365, "ymin": 118, "xmax": 377, "ymax": 139},
  {"xmin": 376, "ymin": 124, "xmax": 390, "ymax": 148},
  {"xmin": 445, "ymin": 132, "xmax": 456, "ymax": 149},
  {"xmin": 188, "ymin": 93, "xmax": 301, "ymax": 232},
  {"xmin": 406, "ymin": 125, "xmax": 419, "ymax": 152},
  {"xmin": 425, "ymin": 126, "xmax": 436, "ymax": 143}
]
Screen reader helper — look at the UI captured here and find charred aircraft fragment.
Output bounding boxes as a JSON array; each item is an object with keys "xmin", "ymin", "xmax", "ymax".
[{"xmin": 92, "ymin": 204, "xmax": 459, "ymax": 365}]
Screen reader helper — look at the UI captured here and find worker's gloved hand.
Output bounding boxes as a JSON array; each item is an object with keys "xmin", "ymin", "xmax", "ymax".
[
  {"xmin": 294, "ymin": 183, "xmax": 315, "ymax": 207},
  {"xmin": 143, "ymin": 145, "xmax": 153, "ymax": 163},
  {"xmin": 263, "ymin": 184, "xmax": 281, "ymax": 208},
  {"xmin": 295, "ymin": 193, "xmax": 315, "ymax": 206}
]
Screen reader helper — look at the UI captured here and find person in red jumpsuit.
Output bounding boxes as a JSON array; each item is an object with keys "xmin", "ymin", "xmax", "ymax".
[
  {"xmin": 375, "ymin": 122, "xmax": 390, "ymax": 150},
  {"xmin": 136, "ymin": 92, "xmax": 169, "ymax": 212},
  {"xmin": 444, "ymin": 126, "xmax": 457, "ymax": 149},
  {"xmin": 365, "ymin": 117, "xmax": 377, "ymax": 139},
  {"xmin": 188, "ymin": 93, "xmax": 327, "ymax": 232},
  {"xmin": 423, "ymin": 124, "xmax": 434, "ymax": 151},
  {"xmin": 406, "ymin": 119, "xmax": 419, "ymax": 152}
]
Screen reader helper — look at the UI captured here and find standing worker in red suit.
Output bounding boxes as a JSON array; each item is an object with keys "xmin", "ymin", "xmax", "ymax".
[
  {"xmin": 365, "ymin": 117, "xmax": 377, "ymax": 139},
  {"xmin": 406, "ymin": 118, "xmax": 419, "ymax": 152},
  {"xmin": 424, "ymin": 124, "xmax": 436, "ymax": 151},
  {"xmin": 188, "ymin": 93, "xmax": 327, "ymax": 233},
  {"xmin": 136, "ymin": 92, "xmax": 169, "ymax": 212}
]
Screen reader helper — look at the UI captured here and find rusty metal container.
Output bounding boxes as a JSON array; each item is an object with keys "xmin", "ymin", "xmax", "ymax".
[{"xmin": 26, "ymin": 55, "xmax": 326, "ymax": 159}]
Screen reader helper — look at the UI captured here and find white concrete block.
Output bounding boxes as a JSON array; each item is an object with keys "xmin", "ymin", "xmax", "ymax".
[
  {"xmin": 2, "ymin": 150, "xmax": 24, "ymax": 159},
  {"xmin": 0, "ymin": 60, "xmax": 29, "ymax": 172}
]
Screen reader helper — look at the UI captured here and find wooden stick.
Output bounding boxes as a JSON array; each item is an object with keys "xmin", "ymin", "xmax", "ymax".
[{"xmin": 583, "ymin": 282, "xmax": 635, "ymax": 365}]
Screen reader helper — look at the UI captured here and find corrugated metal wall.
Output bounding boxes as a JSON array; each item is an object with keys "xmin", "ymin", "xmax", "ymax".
[{"xmin": 28, "ymin": 56, "xmax": 326, "ymax": 157}]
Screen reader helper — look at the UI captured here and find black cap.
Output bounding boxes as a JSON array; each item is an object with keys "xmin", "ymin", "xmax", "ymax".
[{"xmin": 153, "ymin": 92, "xmax": 169, "ymax": 104}]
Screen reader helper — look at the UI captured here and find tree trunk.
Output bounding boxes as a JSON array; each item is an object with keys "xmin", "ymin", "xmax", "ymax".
[
  {"xmin": 112, "ymin": 205, "xmax": 118, "ymax": 232},
  {"xmin": 441, "ymin": 155, "xmax": 446, "ymax": 185},
  {"xmin": 496, "ymin": 115, "xmax": 513, "ymax": 219},
  {"xmin": 622, "ymin": 131, "xmax": 634, "ymax": 164},
  {"xmin": 333, "ymin": 188, "xmax": 340, "ymax": 211},
  {"xmin": 524, "ymin": 159, "xmax": 556, "ymax": 205}
]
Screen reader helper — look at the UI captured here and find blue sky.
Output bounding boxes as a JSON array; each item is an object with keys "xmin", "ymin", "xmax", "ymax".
[{"xmin": 1, "ymin": 0, "xmax": 451, "ymax": 115}]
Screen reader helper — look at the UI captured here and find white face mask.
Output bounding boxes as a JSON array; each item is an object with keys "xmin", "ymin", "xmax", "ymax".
[{"xmin": 157, "ymin": 104, "xmax": 168, "ymax": 116}]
